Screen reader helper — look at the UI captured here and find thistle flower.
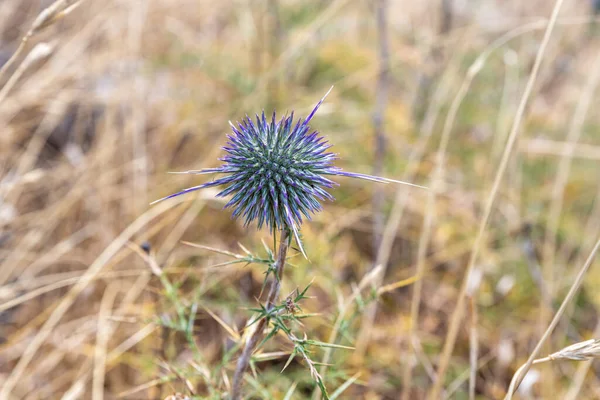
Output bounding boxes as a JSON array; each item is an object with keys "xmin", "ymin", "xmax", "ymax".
[{"xmin": 152, "ymin": 87, "xmax": 425, "ymax": 255}]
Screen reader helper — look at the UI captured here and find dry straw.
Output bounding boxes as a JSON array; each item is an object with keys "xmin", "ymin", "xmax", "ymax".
[
  {"xmin": 506, "ymin": 338, "xmax": 600, "ymax": 399},
  {"xmin": 504, "ymin": 235, "xmax": 600, "ymax": 399}
]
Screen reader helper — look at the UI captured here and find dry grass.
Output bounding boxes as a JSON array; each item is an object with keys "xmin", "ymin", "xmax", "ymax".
[{"xmin": 2, "ymin": 0, "xmax": 600, "ymax": 399}]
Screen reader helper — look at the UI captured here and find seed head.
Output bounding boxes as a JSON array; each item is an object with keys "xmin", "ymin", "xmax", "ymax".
[
  {"xmin": 152, "ymin": 88, "xmax": 425, "ymax": 255},
  {"xmin": 548, "ymin": 339, "xmax": 600, "ymax": 361}
]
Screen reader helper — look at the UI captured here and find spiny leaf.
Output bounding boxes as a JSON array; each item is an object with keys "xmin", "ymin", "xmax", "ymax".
[
  {"xmin": 281, "ymin": 348, "xmax": 298, "ymax": 373},
  {"xmin": 301, "ymin": 339, "xmax": 355, "ymax": 350}
]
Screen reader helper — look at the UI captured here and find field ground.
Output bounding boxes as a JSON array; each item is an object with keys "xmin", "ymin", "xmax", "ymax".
[{"xmin": 2, "ymin": 0, "xmax": 600, "ymax": 399}]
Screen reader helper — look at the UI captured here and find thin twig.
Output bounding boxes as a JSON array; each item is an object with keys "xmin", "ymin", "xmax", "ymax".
[
  {"xmin": 355, "ymin": 0, "xmax": 389, "ymax": 363},
  {"xmin": 0, "ymin": 42, "xmax": 55, "ymax": 105},
  {"xmin": 468, "ymin": 296, "xmax": 478, "ymax": 400},
  {"xmin": 440, "ymin": 0, "xmax": 454, "ymax": 35},
  {"xmin": 507, "ymin": 335, "xmax": 600, "ymax": 400},
  {"xmin": 401, "ymin": 166, "xmax": 438, "ymax": 400},
  {"xmin": 356, "ymin": 25, "xmax": 462, "ymax": 362},
  {"xmin": 402, "ymin": 38, "xmax": 474, "ymax": 398},
  {"xmin": 542, "ymin": 41, "xmax": 600, "ymax": 318},
  {"xmin": 505, "ymin": 357, "xmax": 551, "ymax": 399},
  {"xmin": 0, "ymin": 0, "xmax": 80, "ymax": 84},
  {"xmin": 428, "ymin": 0, "xmax": 566, "ymax": 397},
  {"xmin": 230, "ymin": 229, "xmax": 291, "ymax": 400},
  {"xmin": 372, "ymin": 0, "xmax": 389, "ymax": 255},
  {"xmin": 444, "ymin": 352, "xmax": 495, "ymax": 400},
  {"xmin": 564, "ymin": 323, "xmax": 600, "ymax": 400},
  {"xmin": 563, "ymin": 188, "xmax": 600, "ymax": 399},
  {"xmin": 504, "ymin": 236, "xmax": 600, "ymax": 399},
  {"xmin": 92, "ymin": 284, "xmax": 119, "ymax": 400},
  {"xmin": 520, "ymin": 138, "xmax": 600, "ymax": 160}
]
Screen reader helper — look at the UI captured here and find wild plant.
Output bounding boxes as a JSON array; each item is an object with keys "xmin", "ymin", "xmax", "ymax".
[{"xmin": 152, "ymin": 88, "xmax": 424, "ymax": 399}]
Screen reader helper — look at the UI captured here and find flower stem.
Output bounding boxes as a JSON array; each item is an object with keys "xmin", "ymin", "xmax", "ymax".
[{"xmin": 231, "ymin": 228, "xmax": 291, "ymax": 400}]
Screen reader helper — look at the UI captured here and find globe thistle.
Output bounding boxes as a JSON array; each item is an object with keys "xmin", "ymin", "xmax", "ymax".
[{"xmin": 152, "ymin": 87, "xmax": 425, "ymax": 256}]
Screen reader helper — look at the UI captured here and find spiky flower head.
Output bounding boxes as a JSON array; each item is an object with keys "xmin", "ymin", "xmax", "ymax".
[{"xmin": 152, "ymin": 88, "xmax": 424, "ymax": 255}]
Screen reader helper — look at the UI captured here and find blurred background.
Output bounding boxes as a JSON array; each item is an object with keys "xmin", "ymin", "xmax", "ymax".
[{"xmin": 1, "ymin": 0, "xmax": 600, "ymax": 398}]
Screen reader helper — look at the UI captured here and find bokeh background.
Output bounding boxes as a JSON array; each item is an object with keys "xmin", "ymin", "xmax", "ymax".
[{"xmin": 2, "ymin": 0, "xmax": 600, "ymax": 399}]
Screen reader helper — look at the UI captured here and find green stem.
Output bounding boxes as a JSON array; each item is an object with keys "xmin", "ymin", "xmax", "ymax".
[{"xmin": 230, "ymin": 229, "xmax": 291, "ymax": 400}]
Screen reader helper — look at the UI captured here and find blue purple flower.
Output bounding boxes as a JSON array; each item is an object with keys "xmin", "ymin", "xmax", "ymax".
[{"xmin": 152, "ymin": 88, "xmax": 425, "ymax": 255}]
